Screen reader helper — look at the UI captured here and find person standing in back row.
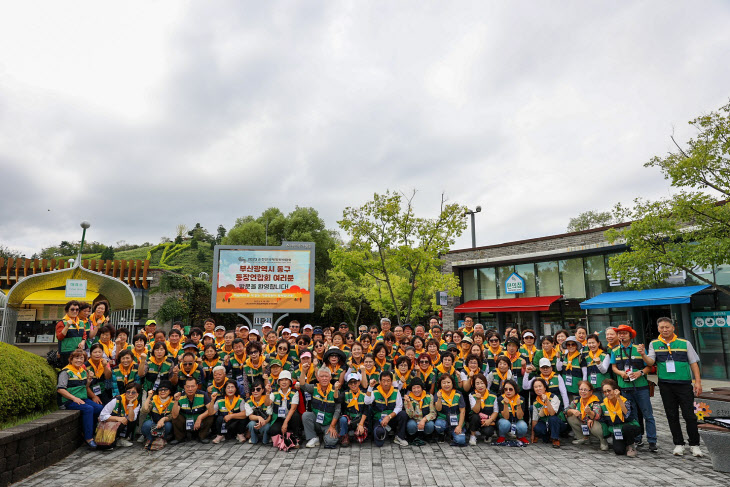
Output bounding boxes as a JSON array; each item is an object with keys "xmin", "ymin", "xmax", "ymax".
[{"xmin": 645, "ymin": 317, "xmax": 704, "ymax": 457}]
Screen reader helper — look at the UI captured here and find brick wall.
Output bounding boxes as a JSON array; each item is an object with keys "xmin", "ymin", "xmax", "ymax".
[{"xmin": 0, "ymin": 410, "xmax": 82, "ymax": 486}]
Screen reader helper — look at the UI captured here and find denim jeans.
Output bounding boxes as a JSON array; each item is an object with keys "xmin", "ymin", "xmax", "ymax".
[
  {"xmin": 532, "ymin": 416, "xmax": 568, "ymax": 441},
  {"xmin": 622, "ymin": 387, "xmax": 656, "ymax": 443},
  {"xmin": 406, "ymin": 418, "xmax": 435, "ymax": 436},
  {"xmin": 434, "ymin": 418, "xmax": 466, "ymax": 445},
  {"xmin": 64, "ymin": 399, "xmax": 104, "ymax": 441},
  {"xmin": 141, "ymin": 419, "xmax": 173, "ymax": 441},
  {"xmin": 497, "ymin": 418, "xmax": 528, "ymax": 438},
  {"xmin": 248, "ymin": 421, "xmax": 271, "ymax": 444}
]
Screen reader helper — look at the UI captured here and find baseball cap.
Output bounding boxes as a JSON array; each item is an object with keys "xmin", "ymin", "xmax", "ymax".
[
  {"xmin": 145, "ymin": 319, "xmax": 157, "ymax": 326},
  {"xmin": 539, "ymin": 358, "xmax": 552, "ymax": 368},
  {"xmin": 261, "ymin": 322, "xmax": 272, "ymax": 329},
  {"xmin": 278, "ymin": 371, "xmax": 292, "ymax": 381},
  {"xmin": 249, "ymin": 329, "xmax": 260, "ymax": 336},
  {"xmin": 269, "ymin": 359, "xmax": 283, "ymax": 368},
  {"xmin": 303, "ymin": 324, "xmax": 313, "ymax": 330},
  {"xmin": 203, "ymin": 332, "xmax": 215, "ymax": 340},
  {"xmin": 282, "ymin": 328, "xmax": 291, "ymax": 334},
  {"xmin": 346, "ymin": 372, "xmax": 361, "ymax": 383},
  {"xmin": 214, "ymin": 325, "xmax": 226, "ymax": 332}
]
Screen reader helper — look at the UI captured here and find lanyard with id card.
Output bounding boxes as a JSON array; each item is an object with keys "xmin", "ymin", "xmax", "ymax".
[
  {"xmin": 581, "ymin": 424, "xmax": 590, "ymax": 436},
  {"xmin": 565, "ymin": 375, "xmax": 573, "ymax": 387},
  {"xmin": 510, "ymin": 422, "xmax": 517, "ymax": 435},
  {"xmin": 613, "ymin": 426, "xmax": 623, "ymax": 440},
  {"xmin": 186, "ymin": 418, "xmax": 194, "ymax": 431},
  {"xmin": 221, "ymin": 421, "xmax": 227, "ymax": 434},
  {"xmin": 316, "ymin": 411, "xmax": 325, "ymax": 424},
  {"xmin": 590, "ymin": 373, "xmax": 597, "ymax": 385},
  {"xmin": 665, "ymin": 355, "xmax": 676, "ymax": 373},
  {"xmin": 92, "ymin": 384, "xmax": 102, "ymax": 396},
  {"xmin": 449, "ymin": 414, "xmax": 458, "ymax": 427}
]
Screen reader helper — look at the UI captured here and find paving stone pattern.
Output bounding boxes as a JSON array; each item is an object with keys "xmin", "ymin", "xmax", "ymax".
[{"xmin": 14, "ymin": 396, "xmax": 730, "ymax": 487}]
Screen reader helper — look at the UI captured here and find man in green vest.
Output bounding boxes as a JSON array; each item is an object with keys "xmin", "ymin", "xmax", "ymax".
[
  {"xmin": 171, "ymin": 377, "xmax": 214, "ymax": 444},
  {"xmin": 610, "ymin": 324, "xmax": 657, "ymax": 452},
  {"xmin": 298, "ymin": 366, "xmax": 340, "ymax": 448},
  {"xmin": 646, "ymin": 317, "xmax": 703, "ymax": 457}
]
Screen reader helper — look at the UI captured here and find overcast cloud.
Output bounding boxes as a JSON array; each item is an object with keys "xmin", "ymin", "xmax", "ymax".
[{"xmin": 1, "ymin": 1, "xmax": 729, "ymax": 256}]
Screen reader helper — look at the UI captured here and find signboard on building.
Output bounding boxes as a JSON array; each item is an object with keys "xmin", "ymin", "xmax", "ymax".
[
  {"xmin": 17, "ymin": 309, "xmax": 37, "ymax": 321},
  {"xmin": 65, "ymin": 279, "xmax": 88, "ymax": 298},
  {"xmin": 692, "ymin": 311, "xmax": 730, "ymax": 328},
  {"xmin": 211, "ymin": 242, "xmax": 315, "ymax": 313},
  {"xmin": 253, "ymin": 313, "xmax": 273, "ymax": 327},
  {"xmin": 436, "ymin": 291, "xmax": 448, "ymax": 307},
  {"xmin": 505, "ymin": 272, "xmax": 525, "ymax": 294}
]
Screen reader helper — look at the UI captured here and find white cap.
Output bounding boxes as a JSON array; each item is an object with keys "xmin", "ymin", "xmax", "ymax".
[
  {"xmin": 282, "ymin": 328, "xmax": 291, "ymax": 334},
  {"xmin": 303, "ymin": 324, "xmax": 313, "ymax": 330},
  {"xmin": 249, "ymin": 329, "xmax": 260, "ymax": 336},
  {"xmin": 523, "ymin": 332, "xmax": 535, "ymax": 338},
  {"xmin": 237, "ymin": 325, "xmax": 250, "ymax": 331},
  {"xmin": 278, "ymin": 371, "xmax": 292, "ymax": 381},
  {"xmin": 346, "ymin": 372, "xmax": 361, "ymax": 383},
  {"xmin": 203, "ymin": 332, "xmax": 215, "ymax": 339},
  {"xmin": 539, "ymin": 358, "xmax": 552, "ymax": 368},
  {"xmin": 291, "ymin": 333, "xmax": 299, "ymax": 338},
  {"xmin": 262, "ymin": 322, "xmax": 272, "ymax": 329}
]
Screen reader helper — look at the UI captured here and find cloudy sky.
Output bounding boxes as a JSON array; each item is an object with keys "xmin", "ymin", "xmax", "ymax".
[{"xmin": 1, "ymin": 1, "xmax": 729, "ymax": 257}]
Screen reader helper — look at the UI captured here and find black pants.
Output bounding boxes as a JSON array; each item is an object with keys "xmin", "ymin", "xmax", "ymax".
[
  {"xmin": 269, "ymin": 412, "xmax": 303, "ymax": 438},
  {"xmin": 659, "ymin": 381, "xmax": 700, "ymax": 446},
  {"xmin": 215, "ymin": 416, "xmax": 247, "ymax": 437},
  {"xmin": 611, "ymin": 423, "xmax": 641, "ymax": 455},
  {"xmin": 468, "ymin": 415, "xmax": 495, "ymax": 439}
]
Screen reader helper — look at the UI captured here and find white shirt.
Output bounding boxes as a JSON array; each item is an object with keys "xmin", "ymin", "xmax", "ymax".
[{"xmin": 99, "ymin": 397, "xmax": 140, "ymax": 422}]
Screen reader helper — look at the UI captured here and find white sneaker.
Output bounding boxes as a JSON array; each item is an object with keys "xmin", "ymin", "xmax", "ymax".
[
  {"xmin": 572, "ymin": 438, "xmax": 588, "ymax": 445},
  {"xmin": 393, "ymin": 436, "xmax": 409, "ymax": 447},
  {"xmin": 306, "ymin": 437, "xmax": 320, "ymax": 448},
  {"xmin": 690, "ymin": 445, "xmax": 704, "ymax": 457},
  {"xmin": 212, "ymin": 435, "xmax": 225, "ymax": 444},
  {"xmin": 117, "ymin": 438, "xmax": 133, "ymax": 447},
  {"xmin": 673, "ymin": 445, "xmax": 685, "ymax": 456},
  {"xmin": 469, "ymin": 435, "xmax": 477, "ymax": 446},
  {"xmin": 600, "ymin": 439, "xmax": 609, "ymax": 451},
  {"xmin": 136, "ymin": 434, "xmax": 145, "ymax": 443}
]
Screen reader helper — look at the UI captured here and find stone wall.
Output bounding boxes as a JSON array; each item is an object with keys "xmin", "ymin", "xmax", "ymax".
[
  {"xmin": 440, "ymin": 224, "xmax": 628, "ymax": 330},
  {"xmin": 0, "ymin": 410, "xmax": 82, "ymax": 486}
]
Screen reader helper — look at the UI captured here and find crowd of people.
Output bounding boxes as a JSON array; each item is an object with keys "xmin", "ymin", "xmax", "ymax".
[{"xmin": 55, "ymin": 301, "xmax": 704, "ymax": 458}]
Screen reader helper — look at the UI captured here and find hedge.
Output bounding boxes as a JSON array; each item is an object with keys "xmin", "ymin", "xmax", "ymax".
[{"xmin": 0, "ymin": 342, "xmax": 57, "ymax": 423}]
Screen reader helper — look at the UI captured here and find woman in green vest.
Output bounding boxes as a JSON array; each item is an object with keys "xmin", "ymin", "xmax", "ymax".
[
  {"xmin": 201, "ymin": 344, "xmax": 223, "ymax": 389},
  {"xmin": 496, "ymin": 379, "xmax": 528, "ymax": 444},
  {"xmin": 86, "ymin": 343, "xmax": 113, "ymax": 405},
  {"xmin": 144, "ymin": 342, "xmax": 173, "ymax": 392},
  {"xmin": 98, "ymin": 382, "xmax": 142, "ymax": 447},
  {"xmin": 372, "ymin": 342, "xmax": 391, "ymax": 373},
  {"xmin": 565, "ymin": 380, "xmax": 607, "ymax": 450},
  {"xmin": 433, "ymin": 373, "xmax": 466, "ymax": 445},
  {"xmin": 461, "ymin": 354, "xmax": 484, "ymax": 394},
  {"xmin": 140, "ymin": 380, "xmax": 174, "ymax": 449},
  {"xmin": 339, "ymin": 372, "xmax": 368, "ymax": 447},
  {"xmin": 57, "ymin": 349, "xmax": 105, "ymax": 448},
  {"xmin": 112, "ymin": 349, "xmax": 144, "ymax": 397},
  {"xmin": 599, "ymin": 379, "xmax": 641, "ymax": 457},
  {"xmin": 245, "ymin": 378, "xmax": 273, "ymax": 444},
  {"xmin": 413, "ymin": 354, "xmax": 436, "ymax": 394},
  {"xmin": 210, "ymin": 379, "xmax": 247, "ymax": 444},
  {"xmin": 557, "ymin": 337, "xmax": 586, "ymax": 401},
  {"xmin": 468, "ymin": 373, "xmax": 498, "ymax": 445},
  {"xmin": 584, "ymin": 335, "xmax": 610, "ymax": 399},
  {"xmin": 268, "ymin": 371, "xmax": 302, "ymax": 444},
  {"xmin": 403, "ymin": 377, "xmax": 435, "ymax": 446},
  {"xmin": 487, "ymin": 356, "xmax": 513, "ymax": 396},
  {"xmin": 55, "ymin": 300, "xmax": 86, "ymax": 365},
  {"xmin": 530, "ymin": 378, "xmax": 567, "ymax": 448}
]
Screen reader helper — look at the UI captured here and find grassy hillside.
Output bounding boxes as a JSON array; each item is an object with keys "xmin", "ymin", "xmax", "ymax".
[{"xmin": 82, "ymin": 242, "xmax": 215, "ymax": 277}]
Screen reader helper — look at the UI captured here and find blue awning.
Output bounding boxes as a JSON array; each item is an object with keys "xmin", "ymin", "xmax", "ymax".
[{"xmin": 580, "ymin": 285, "xmax": 711, "ymax": 309}]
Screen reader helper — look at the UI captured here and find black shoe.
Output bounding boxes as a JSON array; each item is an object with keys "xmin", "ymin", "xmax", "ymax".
[
  {"xmin": 635, "ymin": 439, "xmax": 644, "ymax": 447},
  {"xmin": 649, "ymin": 443, "xmax": 658, "ymax": 452},
  {"xmin": 200, "ymin": 438, "xmax": 211, "ymax": 444},
  {"xmin": 169, "ymin": 439, "xmax": 179, "ymax": 445}
]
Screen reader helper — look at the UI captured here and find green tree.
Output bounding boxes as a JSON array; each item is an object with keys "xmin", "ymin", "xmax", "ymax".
[
  {"xmin": 0, "ymin": 245, "xmax": 24, "ymax": 260},
  {"xmin": 606, "ymin": 101, "xmax": 730, "ymax": 297},
  {"xmin": 100, "ymin": 246, "xmax": 115, "ymax": 261},
  {"xmin": 335, "ymin": 190, "xmax": 466, "ymax": 325},
  {"xmin": 197, "ymin": 249, "xmax": 207, "ymax": 262},
  {"xmin": 318, "ymin": 267, "xmax": 368, "ymax": 327},
  {"xmin": 190, "ymin": 238, "xmax": 199, "ymax": 249},
  {"xmin": 567, "ymin": 210, "xmax": 615, "ymax": 232},
  {"xmin": 216, "ymin": 225, "xmax": 226, "ymax": 245}
]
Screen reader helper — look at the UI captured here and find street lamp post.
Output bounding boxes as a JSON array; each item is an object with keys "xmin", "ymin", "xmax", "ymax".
[
  {"xmin": 465, "ymin": 206, "xmax": 481, "ymax": 248},
  {"xmin": 76, "ymin": 221, "xmax": 91, "ymax": 265}
]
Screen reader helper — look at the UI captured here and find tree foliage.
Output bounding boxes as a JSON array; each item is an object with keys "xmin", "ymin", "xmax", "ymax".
[
  {"xmin": 100, "ymin": 246, "xmax": 115, "ymax": 261},
  {"xmin": 335, "ymin": 190, "xmax": 466, "ymax": 325},
  {"xmin": 567, "ymin": 210, "xmax": 615, "ymax": 232},
  {"xmin": 606, "ymin": 101, "xmax": 730, "ymax": 296}
]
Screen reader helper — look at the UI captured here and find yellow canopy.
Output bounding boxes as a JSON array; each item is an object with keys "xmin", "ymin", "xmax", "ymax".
[{"xmin": 21, "ymin": 290, "xmax": 100, "ymax": 305}]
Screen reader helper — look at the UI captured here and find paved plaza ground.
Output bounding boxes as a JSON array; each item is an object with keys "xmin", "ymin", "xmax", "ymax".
[{"xmin": 14, "ymin": 392, "xmax": 730, "ymax": 487}]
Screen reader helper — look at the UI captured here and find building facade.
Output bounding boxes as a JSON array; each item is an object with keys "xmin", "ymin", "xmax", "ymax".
[{"xmin": 443, "ymin": 224, "xmax": 730, "ymax": 380}]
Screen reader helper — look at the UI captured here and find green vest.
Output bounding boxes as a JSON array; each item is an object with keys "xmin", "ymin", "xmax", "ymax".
[
  {"xmin": 650, "ymin": 337, "xmax": 692, "ymax": 383},
  {"xmin": 436, "ymin": 390, "xmax": 463, "ymax": 420},
  {"xmin": 562, "ymin": 353, "xmax": 584, "ymax": 394},
  {"xmin": 59, "ymin": 320, "xmax": 86, "ymax": 353},
  {"xmin": 113, "ymin": 366, "xmax": 139, "ymax": 394},
  {"xmin": 144, "ymin": 359, "xmax": 172, "ymax": 391},
  {"xmin": 60, "ymin": 366, "xmax": 87, "ymax": 403},
  {"xmin": 472, "ymin": 392, "xmax": 496, "ymax": 415},
  {"xmin": 343, "ymin": 390, "xmax": 367, "ymax": 421},
  {"xmin": 585, "ymin": 352, "xmax": 610, "ymax": 388},
  {"xmin": 599, "ymin": 398, "xmax": 639, "ymax": 435},
  {"xmin": 372, "ymin": 386, "xmax": 399, "ymax": 421},
  {"xmin": 532, "ymin": 349, "xmax": 559, "ymax": 372},
  {"xmin": 310, "ymin": 385, "xmax": 337, "ymax": 425},
  {"xmin": 533, "ymin": 394, "xmax": 565, "ymax": 423},
  {"xmin": 216, "ymin": 396, "xmax": 243, "ymax": 415},
  {"xmin": 271, "ymin": 389, "xmax": 297, "ymax": 422},
  {"xmin": 611, "ymin": 345, "xmax": 649, "ymax": 389},
  {"xmin": 178, "ymin": 393, "xmax": 207, "ymax": 419},
  {"xmin": 507, "ymin": 355, "xmax": 525, "ymax": 389}
]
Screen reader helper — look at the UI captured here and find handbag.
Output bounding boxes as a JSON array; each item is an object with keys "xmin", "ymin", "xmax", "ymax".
[
  {"xmin": 94, "ymin": 421, "xmax": 121, "ymax": 446},
  {"xmin": 648, "ymin": 380, "xmax": 656, "ymax": 397}
]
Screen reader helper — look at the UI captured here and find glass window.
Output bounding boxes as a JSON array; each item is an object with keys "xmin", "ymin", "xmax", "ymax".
[
  {"xmin": 584, "ymin": 255, "xmax": 608, "ymax": 298},
  {"xmin": 477, "ymin": 268, "xmax": 497, "ymax": 300},
  {"xmin": 496, "ymin": 266, "xmax": 515, "ymax": 299},
  {"xmin": 536, "ymin": 261, "xmax": 560, "ymax": 296},
  {"xmin": 462, "ymin": 269, "xmax": 478, "ymax": 302},
  {"xmin": 514, "ymin": 263, "xmax": 537, "ymax": 298},
  {"xmin": 560, "ymin": 258, "xmax": 586, "ymax": 299},
  {"xmin": 715, "ymin": 264, "xmax": 730, "ymax": 286}
]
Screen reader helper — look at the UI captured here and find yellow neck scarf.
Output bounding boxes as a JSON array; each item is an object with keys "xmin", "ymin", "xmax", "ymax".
[{"xmin": 604, "ymin": 396, "xmax": 626, "ymax": 422}]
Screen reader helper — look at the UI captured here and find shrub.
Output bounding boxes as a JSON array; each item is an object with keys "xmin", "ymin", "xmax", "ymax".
[{"xmin": 0, "ymin": 343, "xmax": 57, "ymax": 423}]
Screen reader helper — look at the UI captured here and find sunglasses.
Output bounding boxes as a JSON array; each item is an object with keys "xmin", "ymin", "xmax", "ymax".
[
  {"xmin": 419, "ymin": 360, "xmax": 430, "ymax": 364},
  {"xmin": 253, "ymin": 386, "xmax": 263, "ymax": 392},
  {"xmin": 489, "ymin": 339, "xmax": 499, "ymax": 343},
  {"xmin": 69, "ymin": 308, "xmax": 79, "ymax": 311},
  {"xmin": 278, "ymin": 347, "xmax": 288, "ymax": 351},
  {"xmin": 503, "ymin": 388, "xmax": 515, "ymax": 392}
]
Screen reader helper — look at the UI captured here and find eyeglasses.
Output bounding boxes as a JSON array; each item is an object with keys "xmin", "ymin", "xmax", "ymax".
[
  {"xmin": 253, "ymin": 386, "xmax": 263, "ymax": 392},
  {"xmin": 419, "ymin": 360, "xmax": 430, "ymax": 364},
  {"xmin": 503, "ymin": 387, "xmax": 515, "ymax": 392},
  {"xmin": 125, "ymin": 390, "xmax": 139, "ymax": 396},
  {"xmin": 346, "ymin": 335, "xmax": 354, "ymax": 340},
  {"xmin": 69, "ymin": 307, "xmax": 79, "ymax": 311},
  {"xmin": 278, "ymin": 347, "xmax": 288, "ymax": 351},
  {"xmin": 297, "ymin": 341, "xmax": 306, "ymax": 346},
  {"xmin": 158, "ymin": 388, "xmax": 170, "ymax": 392},
  {"xmin": 183, "ymin": 362, "xmax": 194, "ymax": 366},
  {"xmin": 489, "ymin": 339, "xmax": 499, "ymax": 343}
]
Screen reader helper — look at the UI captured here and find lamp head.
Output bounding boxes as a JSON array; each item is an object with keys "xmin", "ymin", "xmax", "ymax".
[
  {"xmin": 80, "ymin": 221, "xmax": 91, "ymax": 229},
  {"xmin": 475, "ymin": 206, "xmax": 482, "ymax": 213}
]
